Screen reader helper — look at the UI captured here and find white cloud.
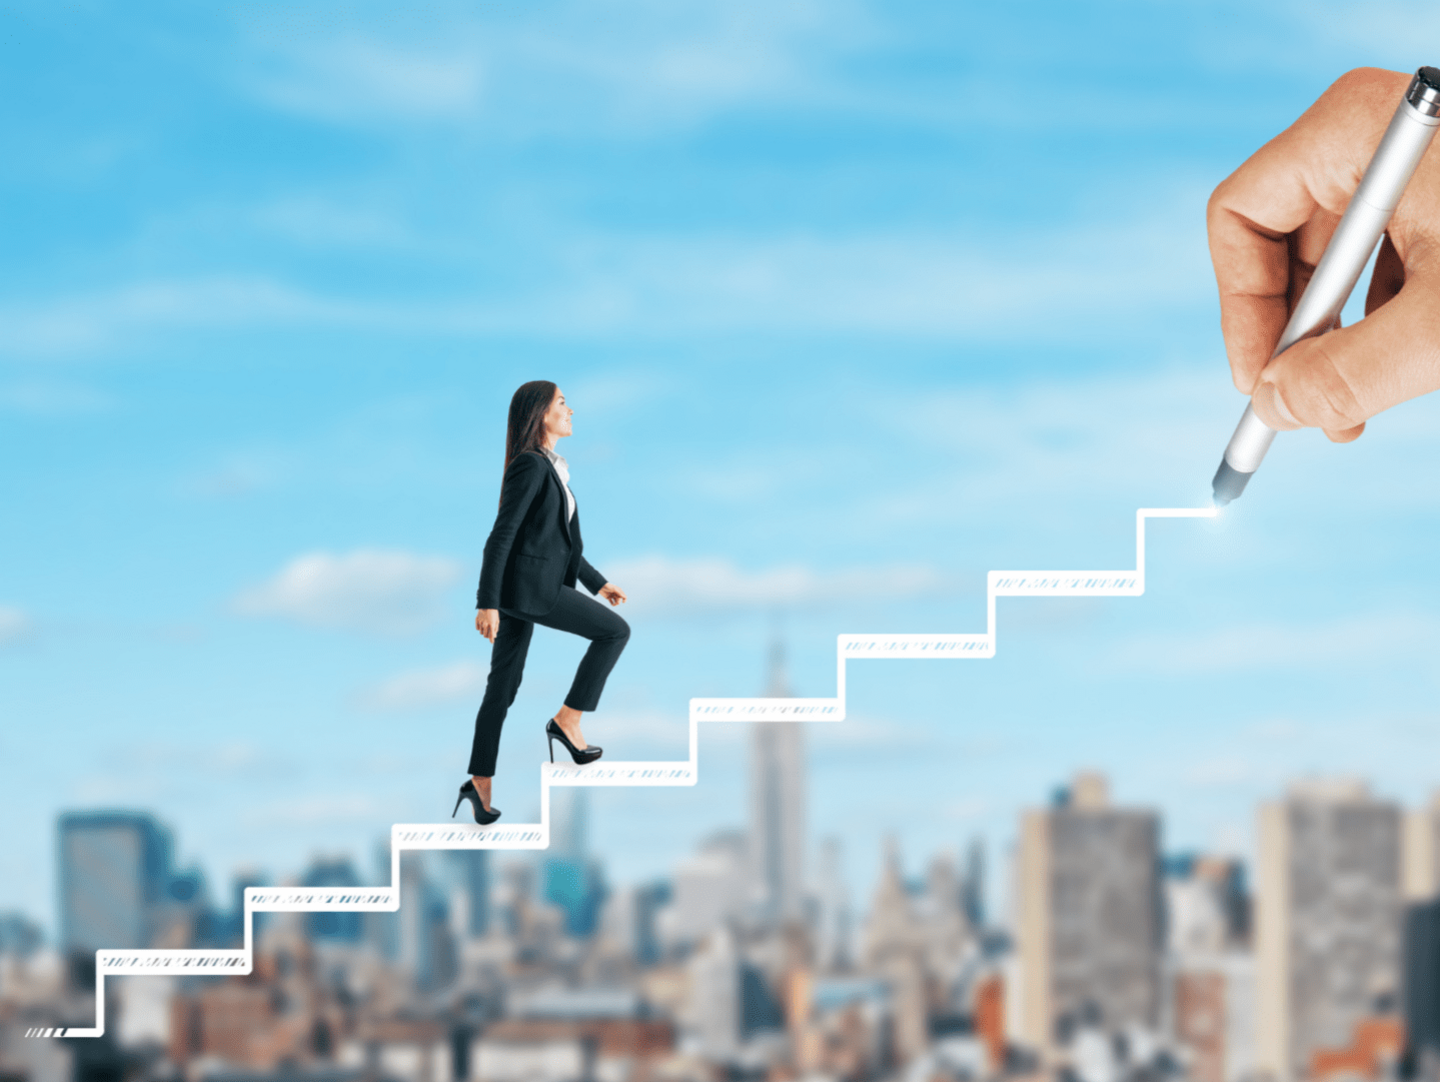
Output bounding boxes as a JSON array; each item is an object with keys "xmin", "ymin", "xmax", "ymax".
[
  {"xmin": 1183, "ymin": 755, "xmax": 1255, "ymax": 788},
  {"xmin": 0, "ymin": 197, "xmax": 1213, "ymax": 357},
  {"xmin": 0, "ymin": 276, "xmax": 358, "ymax": 356},
  {"xmin": 234, "ymin": 0, "xmax": 858, "ymax": 134},
  {"xmin": 1108, "ymin": 611, "xmax": 1440, "ymax": 675},
  {"xmin": 242, "ymin": 35, "xmax": 486, "ymax": 124},
  {"xmin": 0, "ymin": 381, "xmax": 112, "ymax": 415},
  {"xmin": 244, "ymin": 793, "xmax": 384, "ymax": 828},
  {"xmin": 941, "ymin": 795, "xmax": 991, "ymax": 822},
  {"xmin": 606, "ymin": 554, "xmax": 952, "ymax": 614},
  {"xmin": 0, "ymin": 606, "xmax": 33, "ymax": 645},
  {"xmin": 357, "ymin": 660, "xmax": 487, "ymax": 712},
  {"xmin": 234, "ymin": 549, "xmax": 463, "ymax": 635}
]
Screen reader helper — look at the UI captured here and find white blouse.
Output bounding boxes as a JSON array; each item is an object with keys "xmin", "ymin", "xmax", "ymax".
[{"xmin": 541, "ymin": 446, "xmax": 576, "ymax": 522}]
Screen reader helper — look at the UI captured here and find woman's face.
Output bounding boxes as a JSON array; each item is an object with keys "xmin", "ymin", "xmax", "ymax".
[{"xmin": 542, "ymin": 388, "xmax": 573, "ymax": 442}]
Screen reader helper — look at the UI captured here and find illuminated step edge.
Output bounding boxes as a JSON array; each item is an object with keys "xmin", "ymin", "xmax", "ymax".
[{"xmin": 38, "ymin": 506, "xmax": 1214, "ymax": 1038}]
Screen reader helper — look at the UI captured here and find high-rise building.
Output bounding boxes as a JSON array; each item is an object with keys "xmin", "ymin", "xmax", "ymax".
[
  {"xmin": 748, "ymin": 639, "xmax": 805, "ymax": 923},
  {"xmin": 301, "ymin": 855, "xmax": 364, "ymax": 943},
  {"xmin": 662, "ymin": 831, "xmax": 749, "ymax": 949},
  {"xmin": 1404, "ymin": 791, "xmax": 1440, "ymax": 902},
  {"xmin": 1404, "ymin": 898, "xmax": 1440, "ymax": 1069},
  {"xmin": 861, "ymin": 839, "xmax": 928, "ymax": 1064},
  {"xmin": 397, "ymin": 852, "xmax": 457, "ymax": 991},
  {"xmin": 443, "ymin": 850, "xmax": 491, "ymax": 938},
  {"xmin": 0, "ymin": 912, "xmax": 43, "ymax": 957},
  {"xmin": 601, "ymin": 880, "xmax": 669, "ymax": 965},
  {"xmin": 690, "ymin": 925, "xmax": 741, "ymax": 1059},
  {"xmin": 550, "ymin": 787, "xmax": 588, "ymax": 859},
  {"xmin": 1255, "ymin": 778, "xmax": 1403, "ymax": 1082},
  {"xmin": 813, "ymin": 836, "xmax": 852, "ymax": 973},
  {"xmin": 542, "ymin": 789, "xmax": 606, "ymax": 936},
  {"xmin": 57, "ymin": 811, "xmax": 174, "ymax": 952},
  {"xmin": 1164, "ymin": 854, "xmax": 1255, "ymax": 1082},
  {"xmin": 1165, "ymin": 855, "xmax": 1249, "ymax": 956},
  {"xmin": 962, "ymin": 837, "xmax": 986, "ymax": 930},
  {"xmin": 1015, "ymin": 772, "xmax": 1162, "ymax": 1052}
]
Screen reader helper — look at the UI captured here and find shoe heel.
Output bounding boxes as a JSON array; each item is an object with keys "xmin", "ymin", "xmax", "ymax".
[
  {"xmin": 451, "ymin": 794, "xmax": 463, "ymax": 819},
  {"xmin": 548, "ymin": 732, "xmax": 556, "ymax": 764}
]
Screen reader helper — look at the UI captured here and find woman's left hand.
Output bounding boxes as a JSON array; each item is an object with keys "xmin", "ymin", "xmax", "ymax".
[{"xmin": 598, "ymin": 583, "xmax": 627, "ymax": 606}]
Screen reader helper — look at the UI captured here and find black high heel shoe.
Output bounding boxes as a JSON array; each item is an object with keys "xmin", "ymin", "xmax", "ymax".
[
  {"xmin": 452, "ymin": 779, "xmax": 501, "ymax": 825},
  {"xmin": 547, "ymin": 719, "xmax": 603, "ymax": 765}
]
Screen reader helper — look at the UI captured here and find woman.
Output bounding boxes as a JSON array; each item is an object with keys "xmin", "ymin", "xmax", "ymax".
[{"xmin": 454, "ymin": 381, "xmax": 630, "ymax": 825}]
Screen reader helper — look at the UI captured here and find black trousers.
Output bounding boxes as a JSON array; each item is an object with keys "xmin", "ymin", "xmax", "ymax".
[{"xmin": 467, "ymin": 585, "xmax": 630, "ymax": 777}]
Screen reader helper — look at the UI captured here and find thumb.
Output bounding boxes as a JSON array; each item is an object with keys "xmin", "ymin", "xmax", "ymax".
[{"xmin": 1250, "ymin": 275, "xmax": 1440, "ymax": 442}]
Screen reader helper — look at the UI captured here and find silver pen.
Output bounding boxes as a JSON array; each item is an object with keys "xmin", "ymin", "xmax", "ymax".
[{"xmin": 1212, "ymin": 66, "xmax": 1440, "ymax": 506}]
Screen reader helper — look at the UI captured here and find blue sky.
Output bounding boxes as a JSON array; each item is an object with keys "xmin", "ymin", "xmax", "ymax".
[{"xmin": 6, "ymin": 0, "xmax": 1440, "ymax": 932}]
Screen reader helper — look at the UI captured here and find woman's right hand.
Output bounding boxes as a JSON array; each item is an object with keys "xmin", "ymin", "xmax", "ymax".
[{"xmin": 476, "ymin": 609, "xmax": 499, "ymax": 643}]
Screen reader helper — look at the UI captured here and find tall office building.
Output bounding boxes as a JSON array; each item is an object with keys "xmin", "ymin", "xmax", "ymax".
[
  {"xmin": 1404, "ymin": 898, "xmax": 1440, "ymax": 1068},
  {"xmin": 1165, "ymin": 855, "xmax": 1255, "ymax": 1082},
  {"xmin": 443, "ymin": 850, "xmax": 491, "ymax": 938},
  {"xmin": 748, "ymin": 638, "xmax": 805, "ymax": 923},
  {"xmin": 398, "ymin": 852, "xmax": 457, "ymax": 992},
  {"xmin": 1404, "ymin": 791, "xmax": 1440, "ymax": 902},
  {"xmin": 813, "ymin": 836, "xmax": 852, "ymax": 973},
  {"xmin": 861, "ymin": 839, "xmax": 928, "ymax": 1063},
  {"xmin": 663, "ymin": 831, "xmax": 749, "ymax": 949},
  {"xmin": 58, "ymin": 811, "xmax": 174, "ymax": 952},
  {"xmin": 301, "ymin": 855, "xmax": 364, "ymax": 943},
  {"xmin": 1255, "ymin": 779, "xmax": 1403, "ymax": 1082},
  {"xmin": 690, "ymin": 925, "xmax": 741, "ymax": 1059},
  {"xmin": 543, "ymin": 788, "xmax": 606, "ymax": 936},
  {"xmin": 1404, "ymin": 792, "xmax": 1440, "ymax": 1072},
  {"xmin": 1015, "ymin": 772, "xmax": 1162, "ymax": 1052}
]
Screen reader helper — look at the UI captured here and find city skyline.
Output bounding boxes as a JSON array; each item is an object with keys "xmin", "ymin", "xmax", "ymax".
[{"xmin": 11, "ymin": 764, "xmax": 1435, "ymax": 1082}]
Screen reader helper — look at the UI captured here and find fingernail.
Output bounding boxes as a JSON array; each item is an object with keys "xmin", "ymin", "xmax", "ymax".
[{"xmin": 1253, "ymin": 382, "xmax": 1301, "ymax": 430}]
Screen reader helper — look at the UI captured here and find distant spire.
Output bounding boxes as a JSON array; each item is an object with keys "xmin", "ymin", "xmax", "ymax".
[
  {"xmin": 766, "ymin": 629, "xmax": 790, "ymax": 697},
  {"xmin": 750, "ymin": 626, "xmax": 804, "ymax": 922}
]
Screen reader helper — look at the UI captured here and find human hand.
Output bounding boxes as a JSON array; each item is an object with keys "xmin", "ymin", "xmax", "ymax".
[
  {"xmin": 476, "ymin": 609, "xmax": 499, "ymax": 643},
  {"xmin": 1207, "ymin": 67, "xmax": 1440, "ymax": 442},
  {"xmin": 598, "ymin": 583, "xmax": 627, "ymax": 606}
]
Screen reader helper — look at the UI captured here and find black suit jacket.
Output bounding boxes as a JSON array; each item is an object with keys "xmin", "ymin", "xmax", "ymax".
[{"xmin": 476, "ymin": 450, "xmax": 607, "ymax": 615}]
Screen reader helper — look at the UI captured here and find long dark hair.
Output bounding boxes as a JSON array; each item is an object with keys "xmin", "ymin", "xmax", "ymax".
[{"xmin": 502, "ymin": 380, "xmax": 558, "ymax": 494}]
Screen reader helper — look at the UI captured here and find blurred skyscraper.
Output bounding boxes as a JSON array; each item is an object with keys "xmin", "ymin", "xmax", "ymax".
[
  {"xmin": 1165, "ymin": 855, "xmax": 1255, "ymax": 1082},
  {"xmin": 662, "ymin": 830, "xmax": 748, "ymax": 949},
  {"xmin": 444, "ymin": 849, "xmax": 491, "ymax": 938},
  {"xmin": 1404, "ymin": 898, "xmax": 1440, "ymax": 1072},
  {"xmin": 961, "ymin": 836, "xmax": 986, "ymax": 930},
  {"xmin": 398, "ymin": 852, "xmax": 457, "ymax": 992},
  {"xmin": 748, "ymin": 638, "xmax": 805, "ymax": 923},
  {"xmin": 1404, "ymin": 792, "xmax": 1440, "ymax": 901},
  {"xmin": 542, "ymin": 788, "xmax": 606, "ymax": 937},
  {"xmin": 301, "ymin": 855, "xmax": 364, "ymax": 943},
  {"xmin": 689, "ymin": 925, "xmax": 741, "ymax": 1059},
  {"xmin": 813, "ymin": 836, "xmax": 852, "ymax": 973},
  {"xmin": 1403, "ymin": 792, "xmax": 1440, "ymax": 1074},
  {"xmin": 57, "ymin": 811, "xmax": 173, "ymax": 953},
  {"xmin": 1015, "ymin": 772, "xmax": 1162, "ymax": 1051},
  {"xmin": 1255, "ymin": 779, "xmax": 1403, "ymax": 1082},
  {"xmin": 0, "ymin": 912, "xmax": 42, "ymax": 957}
]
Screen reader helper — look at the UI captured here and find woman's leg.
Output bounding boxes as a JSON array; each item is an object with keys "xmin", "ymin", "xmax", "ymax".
[
  {"xmin": 467, "ymin": 614, "xmax": 535, "ymax": 804},
  {"xmin": 525, "ymin": 586, "xmax": 630, "ymax": 746}
]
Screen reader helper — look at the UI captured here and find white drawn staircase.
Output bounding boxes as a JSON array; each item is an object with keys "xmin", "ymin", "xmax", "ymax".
[{"xmin": 29, "ymin": 506, "xmax": 1216, "ymax": 1039}]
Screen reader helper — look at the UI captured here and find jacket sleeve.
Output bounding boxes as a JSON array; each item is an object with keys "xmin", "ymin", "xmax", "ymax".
[
  {"xmin": 577, "ymin": 556, "xmax": 607, "ymax": 596},
  {"xmin": 476, "ymin": 454, "xmax": 546, "ymax": 610}
]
